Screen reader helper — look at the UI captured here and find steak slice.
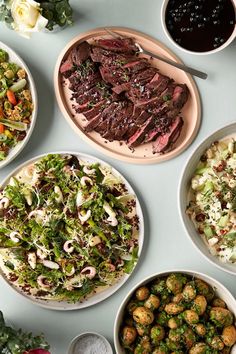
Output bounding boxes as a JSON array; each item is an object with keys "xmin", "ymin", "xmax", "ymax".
[
  {"xmin": 85, "ymin": 102, "xmax": 121, "ymax": 132},
  {"xmin": 95, "ymin": 38, "xmax": 138, "ymax": 53},
  {"xmin": 152, "ymin": 116, "xmax": 184, "ymax": 153},
  {"xmin": 70, "ymin": 72, "xmax": 102, "ymax": 97},
  {"xmin": 124, "ymin": 110, "xmax": 151, "ymax": 139},
  {"xmin": 172, "ymin": 84, "xmax": 189, "ymax": 109},
  {"xmin": 83, "ymin": 101, "xmax": 107, "ymax": 120},
  {"xmin": 128, "ymin": 116, "xmax": 155, "ymax": 148},
  {"xmin": 91, "ymin": 47, "xmax": 134, "ymax": 66},
  {"xmin": 112, "ymin": 82, "xmax": 131, "ymax": 95},
  {"xmin": 60, "ymin": 42, "xmax": 91, "ymax": 75}
]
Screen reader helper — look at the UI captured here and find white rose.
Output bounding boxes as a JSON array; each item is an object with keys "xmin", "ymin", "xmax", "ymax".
[{"xmin": 11, "ymin": 0, "xmax": 48, "ymax": 38}]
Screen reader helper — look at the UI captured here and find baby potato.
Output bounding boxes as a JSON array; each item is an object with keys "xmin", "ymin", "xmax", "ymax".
[
  {"xmin": 168, "ymin": 328, "xmax": 181, "ymax": 342},
  {"xmin": 135, "ymin": 323, "xmax": 150, "ymax": 336},
  {"xmin": 134, "ymin": 336, "xmax": 152, "ymax": 354},
  {"xmin": 195, "ymin": 279, "xmax": 214, "ymax": 302},
  {"xmin": 212, "ymin": 298, "xmax": 226, "ymax": 308},
  {"xmin": 189, "ymin": 343, "xmax": 208, "ymax": 354},
  {"xmin": 166, "ymin": 274, "xmax": 185, "ymax": 295},
  {"xmin": 166, "ymin": 338, "xmax": 182, "ymax": 351},
  {"xmin": 136, "ymin": 286, "xmax": 150, "ymax": 301},
  {"xmin": 144, "ymin": 294, "xmax": 160, "ymax": 310},
  {"xmin": 222, "ymin": 325, "xmax": 236, "ymax": 347},
  {"xmin": 183, "ymin": 327, "xmax": 196, "ymax": 349},
  {"xmin": 168, "ymin": 317, "xmax": 183, "ymax": 329},
  {"xmin": 152, "ymin": 349, "xmax": 168, "ymax": 354},
  {"xmin": 127, "ymin": 300, "xmax": 139, "ymax": 315},
  {"xmin": 210, "ymin": 307, "xmax": 234, "ymax": 327},
  {"xmin": 121, "ymin": 326, "xmax": 137, "ymax": 346},
  {"xmin": 183, "ymin": 283, "xmax": 196, "ymax": 301},
  {"xmin": 164, "ymin": 303, "xmax": 184, "ymax": 315},
  {"xmin": 183, "ymin": 310, "xmax": 199, "ymax": 325},
  {"xmin": 150, "ymin": 325, "xmax": 165, "ymax": 344},
  {"xmin": 194, "ymin": 323, "xmax": 206, "ymax": 337},
  {"xmin": 172, "ymin": 293, "xmax": 184, "ymax": 304},
  {"xmin": 133, "ymin": 306, "xmax": 154, "ymax": 325},
  {"xmin": 192, "ymin": 295, "xmax": 207, "ymax": 315},
  {"xmin": 210, "ymin": 336, "xmax": 224, "ymax": 350}
]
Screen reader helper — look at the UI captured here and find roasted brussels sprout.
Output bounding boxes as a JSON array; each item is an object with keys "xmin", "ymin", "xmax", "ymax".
[
  {"xmin": 133, "ymin": 306, "xmax": 154, "ymax": 325},
  {"xmin": 136, "ymin": 286, "xmax": 150, "ymax": 301},
  {"xmin": 150, "ymin": 325, "xmax": 165, "ymax": 344},
  {"xmin": 189, "ymin": 342, "xmax": 208, "ymax": 354},
  {"xmin": 166, "ymin": 274, "xmax": 186, "ymax": 295},
  {"xmin": 194, "ymin": 279, "xmax": 214, "ymax": 302},
  {"xmin": 210, "ymin": 336, "xmax": 224, "ymax": 350},
  {"xmin": 183, "ymin": 282, "xmax": 196, "ymax": 301},
  {"xmin": 121, "ymin": 326, "xmax": 137, "ymax": 346},
  {"xmin": 168, "ymin": 328, "xmax": 181, "ymax": 342},
  {"xmin": 210, "ymin": 307, "xmax": 234, "ymax": 327}
]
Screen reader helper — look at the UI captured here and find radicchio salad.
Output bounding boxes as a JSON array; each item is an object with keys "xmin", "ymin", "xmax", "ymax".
[{"xmin": 0, "ymin": 154, "xmax": 140, "ymax": 303}]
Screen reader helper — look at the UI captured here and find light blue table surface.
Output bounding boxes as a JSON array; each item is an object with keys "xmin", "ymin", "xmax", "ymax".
[{"xmin": 0, "ymin": 1, "xmax": 236, "ymax": 353}]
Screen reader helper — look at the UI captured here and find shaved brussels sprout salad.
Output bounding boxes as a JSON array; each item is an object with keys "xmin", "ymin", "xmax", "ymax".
[
  {"xmin": 187, "ymin": 138, "xmax": 236, "ymax": 264},
  {"xmin": 0, "ymin": 154, "xmax": 140, "ymax": 303},
  {"xmin": 0, "ymin": 48, "xmax": 33, "ymax": 161}
]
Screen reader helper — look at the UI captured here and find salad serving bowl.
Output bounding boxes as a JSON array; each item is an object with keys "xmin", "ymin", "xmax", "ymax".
[
  {"xmin": 0, "ymin": 41, "xmax": 37, "ymax": 168},
  {"xmin": 0, "ymin": 152, "xmax": 144, "ymax": 310},
  {"xmin": 114, "ymin": 269, "xmax": 236, "ymax": 354},
  {"xmin": 179, "ymin": 122, "xmax": 236, "ymax": 275}
]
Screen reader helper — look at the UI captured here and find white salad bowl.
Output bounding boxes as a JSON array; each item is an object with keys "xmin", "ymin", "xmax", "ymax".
[
  {"xmin": 114, "ymin": 269, "xmax": 236, "ymax": 354},
  {"xmin": 0, "ymin": 41, "xmax": 37, "ymax": 169},
  {"xmin": 179, "ymin": 122, "xmax": 236, "ymax": 275},
  {"xmin": 161, "ymin": 0, "xmax": 236, "ymax": 56},
  {"xmin": 0, "ymin": 151, "xmax": 144, "ymax": 310}
]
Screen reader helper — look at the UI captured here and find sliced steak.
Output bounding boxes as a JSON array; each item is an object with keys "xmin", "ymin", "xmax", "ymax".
[
  {"xmin": 95, "ymin": 38, "xmax": 138, "ymax": 53},
  {"xmin": 85, "ymin": 102, "xmax": 121, "ymax": 132},
  {"xmin": 124, "ymin": 110, "xmax": 151, "ymax": 139},
  {"xmin": 172, "ymin": 84, "xmax": 189, "ymax": 109},
  {"xmin": 99, "ymin": 66, "xmax": 131, "ymax": 86},
  {"xmin": 112, "ymin": 82, "xmax": 131, "ymax": 95},
  {"xmin": 91, "ymin": 47, "xmax": 134, "ymax": 66},
  {"xmin": 143, "ymin": 127, "xmax": 161, "ymax": 143},
  {"xmin": 60, "ymin": 56, "xmax": 73, "ymax": 75},
  {"xmin": 128, "ymin": 116, "xmax": 154, "ymax": 148},
  {"xmin": 71, "ymin": 41, "xmax": 91, "ymax": 66},
  {"xmin": 152, "ymin": 116, "xmax": 184, "ymax": 153},
  {"xmin": 70, "ymin": 72, "xmax": 102, "ymax": 96}
]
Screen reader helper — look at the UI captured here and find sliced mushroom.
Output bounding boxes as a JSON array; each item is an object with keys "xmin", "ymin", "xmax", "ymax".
[
  {"xmin": 76, "ymin": 190, "xmax": 85, "ymax": 207},
  {"xmin": 78, "ymin": 209, "xmax": 91, "ymax": 224},
  {"xmin": 63, "ymin": 240, "xmax": 74, "ymax": 253},
  {"xmin": 36, "ymin": 248, "xmax": 47, "ymax": 260},
  {"xmin": 9, "ymin": 231, "xmax": 21, "ymax": 243},
  {"xmin": 80, "ymin": 266, "xmax": 96, "ymax": 279},
  {"xmin": 83, "ymin": 165, "xmax": 96, "ymax": 175},
  {"xmin": 89, "ymin": 236, "xmax": 101, "ymax": 247},
  {"xmin": 81, "ymin": 176, "xmax": 93, "ymax": 187},
  {"xmin": 42, "ymin": 260, "xmax": 59, "ymax": 270},
  {"xmin": 54, "ymin": 186, "xmax": 63, "ymax": 203},
  {"xmin": 28, "ymin": 252, "xmax": 36, "ymax": 269},
  {"xmin": 0, "ymin": 197, "xmax": 9, "ymax": 210},
  {"xmin": 37, "ymin": 275, "xmax": 52, "ymax": 289},
  {"xmin": 103, "ymin": 201, "xmax": 118, "ymax": 227}
]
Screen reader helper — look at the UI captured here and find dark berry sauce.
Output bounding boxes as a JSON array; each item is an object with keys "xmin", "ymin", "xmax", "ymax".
[{"xmin": 165, "ymin": 0, "xmax": 235, "ymax": 52}]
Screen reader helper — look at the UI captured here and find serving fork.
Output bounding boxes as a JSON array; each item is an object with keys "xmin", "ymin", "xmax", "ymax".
[{"xmin": 104, "ymin": 28, "xmax": 208, "ymax": 80}]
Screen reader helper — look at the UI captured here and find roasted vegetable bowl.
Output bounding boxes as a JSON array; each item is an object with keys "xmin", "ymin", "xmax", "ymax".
[
  {"xmin": 0, "ymin": 42, "xmax": 37, "ymax": 168},
  {"xmin": 0, "ymin": 152, "xmax": 143, "ymax": 310},
  {"xmin": 114, "ymin": 270, "xmax": 236, "ymax": 354}
]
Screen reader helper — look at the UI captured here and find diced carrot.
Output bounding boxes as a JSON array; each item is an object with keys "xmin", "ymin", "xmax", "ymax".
[
  {"xmin": 6, "ymin": 90, "xmax": 17, "ymax": 106},
  {"xmin": 0, "ymin": 124, "xmax": 4, "ymax": 133}
]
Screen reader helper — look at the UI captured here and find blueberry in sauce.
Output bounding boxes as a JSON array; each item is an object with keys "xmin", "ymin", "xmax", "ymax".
[{"xmin": 165, "ymin": 0, "xmax": 235, "ymax": 52}]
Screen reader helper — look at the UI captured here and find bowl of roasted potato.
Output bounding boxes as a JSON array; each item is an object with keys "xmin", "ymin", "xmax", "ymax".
[{"xmin": 114, "ymin": 270, "xmax": 236, "ymax": 353}]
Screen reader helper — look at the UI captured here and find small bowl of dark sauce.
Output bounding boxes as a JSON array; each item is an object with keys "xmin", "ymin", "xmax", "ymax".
[{"xmin": 161, "ymin": 0, "xmax": 236, "ymax": 54}]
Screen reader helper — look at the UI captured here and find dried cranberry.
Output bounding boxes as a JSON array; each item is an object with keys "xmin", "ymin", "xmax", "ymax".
[{"xmin": 196, "ymin": 213, "xmax": 206, "ymax": 222}]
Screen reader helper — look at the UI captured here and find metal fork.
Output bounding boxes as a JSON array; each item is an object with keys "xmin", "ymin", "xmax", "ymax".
[{"xmin": 104, "ymin": 28, "xmax": 207, "ymax": 80}]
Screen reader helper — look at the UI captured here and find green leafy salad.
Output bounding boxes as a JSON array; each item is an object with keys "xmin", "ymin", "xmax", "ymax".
[
  {"xmin": 187, "ymin": 138, "xmax": 236, "ymax": 264},
  {"xmin": 0, "ymin": 154, "xmax": 140, "ymax": 303}
]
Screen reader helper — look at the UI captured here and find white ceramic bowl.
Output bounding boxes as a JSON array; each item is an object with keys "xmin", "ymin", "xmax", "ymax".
[
  {"xmin": 179, "ymin": 122, "xmax": 236, "ymax": 275},
  {"xmin": 67, "ymin": 332, "xmax": 113, "ymax": 354},
  {"xmin": 161, "ymin": 0, "xmax": 236, "ymax": 55},
  {"xmin": 114, "ymin": 269, "xmax": 236, "ymax": 354},
  {"xmin": 0, "ymin": 41, "xmax": 37, "ymax": 168}
]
